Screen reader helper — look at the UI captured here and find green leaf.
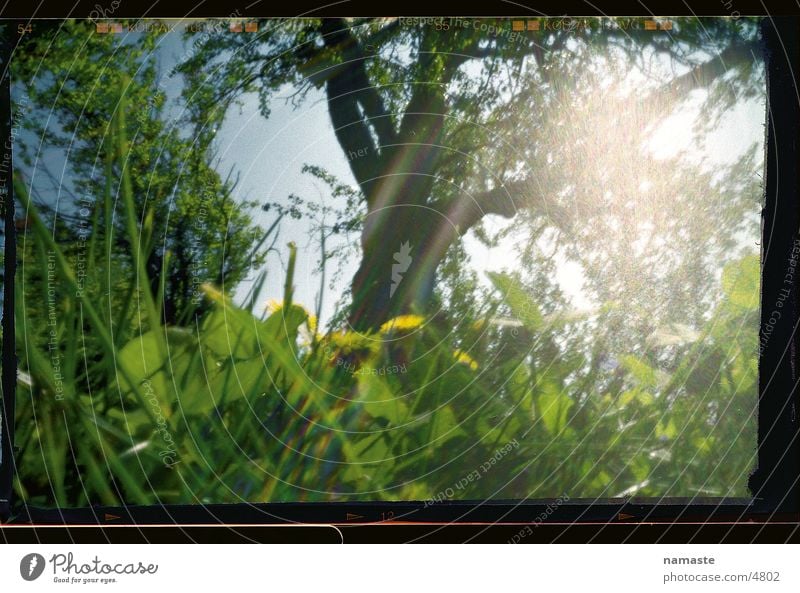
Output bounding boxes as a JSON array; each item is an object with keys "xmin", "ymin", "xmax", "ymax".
[
  {"xmin": 105, "ymin": 407, "xmax": 152, "ymax": 437},
  {"xmin": 722, "ymin": 253, "xmax": 760, "ymax": 309},
  {"xmin": 621, "ymin": 355, "xmax": 659, "ymax": 388},
  {"xmin": 201, "ymin": 307, "xmax": 261, "ymax": 360},
  {"xmin": 116, "ymin": 330, "xmax": 215, "ymax": 416},
  {"xmin": 424, "ymin": 405, "xmax": 466, "ymax": 445},
  {"xmin": 210, "ymin": 358, "xmax": 272, "ymax": 407},
  {"xmin": 357, "ymin": 374, "xmax": 410, "ymax": 425},
  {"xmin": 657, "ymin": 419, "xmax": 678, "ymax": 440},
  {"xmin": 261, "ymin": 304, "xmax": 310, "ymax": 349},
  {"xmin": 487, "ymin": 271, "xmax": 543, "ymax": 330},
  {"xmin": 201, "ymin": 286, "xmax": 308, "ymax": 360},
  {"xmin": 116, "ymin": 331, "xmax": 176, "ymax": 412},
  {"xmin": 619, "ymin": 389, "xmax": 655, "ymax": 407},
  {"xmin": 350, "ymin": 433, "xmax": 391, "ymax": 463},
  {"xmin": 536, "ymin": 382, "xmax": 573, "ymax": 435}
]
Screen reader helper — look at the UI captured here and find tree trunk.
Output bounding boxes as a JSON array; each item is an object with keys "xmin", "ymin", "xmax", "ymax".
[
  {"xmin": 348, "ymin": 197, "xmax": 460, "ymax": 332},
  {"xmin": 318, "ymin": 19, "xmax": 514, "ymax": 332}
]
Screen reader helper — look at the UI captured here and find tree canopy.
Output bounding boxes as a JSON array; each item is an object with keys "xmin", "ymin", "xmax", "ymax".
[
  {"xmin": 179, "ymin": 17, "xmax": 763, "ymax": 331},
  {"xmin": 12, "ymin": 21, "xmax": 267, "ymax": 326}
]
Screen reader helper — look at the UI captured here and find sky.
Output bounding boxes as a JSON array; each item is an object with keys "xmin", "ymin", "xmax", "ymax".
[{"xmin": 211, "ymin": 86, "xmax": 359, "ymax": 324}]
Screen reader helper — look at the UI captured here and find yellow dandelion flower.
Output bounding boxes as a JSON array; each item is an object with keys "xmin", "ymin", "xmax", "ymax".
[
  {"xmin": 264, "ymin": 299, "xmax": 283, "ymax": 314},
  {"xmin": 298, "ymin": 314, "xmax": 319, "ymax": 347},
  {"xmin": 380, "ymin": 314, "xmax": 425, "ymax": 334},
  {"xmin": 306, "ymin": 314, "xmax": 318, "ymax": 335},
  {"xmin": 328, "ymin": 330, "xmax": 374, "ymax": 353},
  {"xmin": 453, "ymin": 349, "xmax": 479, "ymax": 371}
]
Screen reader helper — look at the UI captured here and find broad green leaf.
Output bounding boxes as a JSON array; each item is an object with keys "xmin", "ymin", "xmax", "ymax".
[
  {"xmin": 357, "ymin": 374, "xmax": 410, "ymax": 425},
  {"xmin": 116, "ymin": 331, "xmax": 181, "ymax": 416},
  {"xmin": 201, "ymin": 285, "xmax": 308, "ymax": 360},
  {"xmin": 117, "ymin": 330, "xmax": 215, "ymax": 416},
  {"xmin": 536, "ymin": 382, "xmax": 573, "ymax": 435},
  {"xmin": 201, "ymin": 307, "xmax": 261, "ymax": 359},
  {"xmin": 210, "ymin": 358, "xmax": 272, "ymax": 407}
]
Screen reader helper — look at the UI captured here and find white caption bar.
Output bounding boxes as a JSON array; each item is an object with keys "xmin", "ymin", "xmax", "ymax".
[{"xmin": 1, "ymin": 543, "xmax": 798, "ymax": 591}]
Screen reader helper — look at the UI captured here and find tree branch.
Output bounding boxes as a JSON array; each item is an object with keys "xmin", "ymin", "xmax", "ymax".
[
  {"xmin": 434, "ymin": 177, "xmax": 577, "ymax": 241},
  {"xmin": 661, "ymin": 40, "xmax": 758, "ymax": 97},
  {"xmin": 399, "ymin": 26, "xmax": 449, "ymax": 141},
  {"xmin": 320, "ymin": 19, "xmax": 397, "ymax": 147}
]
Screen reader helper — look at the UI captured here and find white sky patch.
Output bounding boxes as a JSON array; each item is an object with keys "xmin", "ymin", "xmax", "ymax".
[{"xmin": 649, "ymin": 92, "xmax": 764, "ymax": 165}]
